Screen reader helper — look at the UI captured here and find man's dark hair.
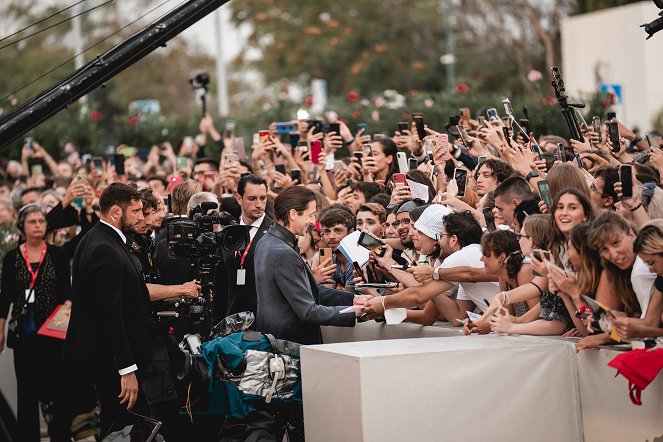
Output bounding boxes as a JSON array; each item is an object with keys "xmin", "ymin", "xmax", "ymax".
[
  {"xmin": 351, "ymin": 181, "xmax": 383, "ymax": 202},
  {"xmin": 193, "ymin": 157, "xmax": 219, "ymax": 171},
  {"xmin": 594, "ymin": 167, "xmax": 619, "ymax": 204},
  {"xmin": 475, "ymin": 159, "xmax": 514, "ymax": 183},
  {"xmin": 514, "ymin": 197, "xmax": 542, "ymax": 229},
  {"xmin": 274, "ymin": 186, "xmax": 316, "ymax": 226},
  {"xmin": 237, "ymin": 174, "xmax": 267, "ymax": 196},
  {"xmin": 493, "ymin": 176, "xmax": 534, "ymax": 203},
  {"xmin": 319, "ymin": 206, "xmax": 356, "ymax": 231},
  {"xmin": 138, "ymin": 187, "xmax": 160, "ymax": 213},
  {"xmin": 147, "ymin": 176, "xmax": 168, "ymax": 188},
  {"xmin": 368, "ymin": 192, "xmax": 390, "ymax": 208},
  {"xmin": 443, "ymin": 211, "xmax": 483, "ymax": 247},
  {"xmin": 99, "ymin": 182, "xmax": 141, "ymax": 214}
]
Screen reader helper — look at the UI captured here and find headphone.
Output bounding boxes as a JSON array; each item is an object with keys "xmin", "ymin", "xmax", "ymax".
[{"xmin": 17, "ymin": 203, "xmax": 45, "ymax": 233}]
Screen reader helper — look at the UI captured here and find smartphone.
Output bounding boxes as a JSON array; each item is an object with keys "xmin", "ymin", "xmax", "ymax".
[
  {"xmin": 502, "ymin": 127, "xmax": 512, "ymax": 147},
  {"xmin": 519, "ymin": 119, "xmax": 530, "ymax": 136},
  {"xmin": 391, "ymin": 262, "xmax": 410, "ymax": 270},
  {"xmin": 92, "ymin": 156, "xmax": 104, "ymax": 172},
  {"xmin": 352, "ymin": 261, "xmax": 365, "ymax": 282},
  {"xmin": 483, "ymin": 207, "xmax": 496, "ymax": 231},
  {"xmin": 274, "ymin": 122, "xmax": 296, "ymax": 134},
  {"xmin": 537, "ymin": 180, "xmax": 553, "ymax": 207},
  {"xmin": 532, "ymin": 249, "xmax": 552, "ymax": 262},
  {"xmin": 357, "ymin": 123, "xmax": 369, "ymax": 135},
  {"xmin": 398, "ymin": 121, "xmax": 409, "ymax": 133},
  {"xmin": 176, "ymin": 156, "xmax": 188, "ymax": 170},
  {"xmin": 486, "ymin": 108, "xmax": 498, "ymax": 120},
  {"xmin": 619, "ymin": 164, "xmax": 633, "ymax": 199},
  {"xmin": 223, "ymin": 152, "xmax": 239, "ymax": 166},
  {"xmin": 459, "ymin": 108, "xmax": 471, "ymax": 124},
  {"xmin": 478, "ymin": 116, "xmax": 486, "ymax": 126},
  {"xmin": 502, "ymin": 98, "xmax": 514, "ymax": 116},
  {"xmin": 297, "ymin": 140, "xmax": 309, "ymax": 153},
  {"xmin": 478, "ymin": 156, "xmax": 487, "ymax": 166},
  {"xmin": 454, "ymin": 168, "xmax": 468, "ymax": 197},
  {"xmin": 290, "ymin": 169, "xmax": 301, "ymax": 183},
  {"xmin": 24, "ymin": 137, "xmax": 34, "ymax": 150},
  {"xmin": 363, "ymin": 143, "xmax": 373, "ymax": 156},
  {"xmin": 233, "ymin": 137, "xmax": 246, "ymax": 159},
  {"xmin": 532, "ymin": 144, "xmax": 543, "ymax": 161},
  {"xmin": 457, "ymin": 125, "xmax": 471, "ymax": 147},
  {"xmin": 592, "ymin": 116, "xmax": 601, "ymax": 134},
  {"xmin": 319, "ymin": 247, "xmax": 333, "ymax": 262},
  {"xmin": 397, "ymin": 152, "xmax": 408, "ymax": 173},
  {"xmin": 646, "ymin": 133, "xmax": 656, "ymax": 148},
  {"xmin": 310, "ymin": 140, "xmax": 323, "ymax": 164},
  {"xmin": 574, "ymin": 153, "xmax": 584, "ymax": 170},
  {"xmin": 408, "ymin": 157, "xmax": 418, "ymax": 171},
  {"xmin": 259, "ymin": 130, "xmax": 270, "ymax": 143},
  {"xmin": 412, "ymin": 113, "xmax": 425, "ymax": 140},
  {"xmin": 352, "ymin": 151, "xmax": 363, "ymax": 164},
  {"xmin": 275, "ymin": 164, "xmax": 286, "ymax": 175},
  {"xmin": 31, "ymin": 164, "xmax": 43, "ymax": 176},
  {"xmin": 392, "ymin": 173, "xmax": 407, "ymax": 187},
  {"xmin": 607, "ymin": 111, "xmax": 616, "ymax": 120},
  {"xmin": 114, "ymin": 153, "xmax": 125, "ymax": 175},
  {"xmin": 556, "ymin": 143, "xmax": 565, "ymax": 162},
  {"xmin": 608, "ymin": 121, "xmax": 620, "ymax": 152},
  {"xmin": 328, "ymin": 123, "xmax": 340, "ymax": 135},
  {"xmin": 357, "ymin": 231, "xmax": 385, "ymax": 255}
]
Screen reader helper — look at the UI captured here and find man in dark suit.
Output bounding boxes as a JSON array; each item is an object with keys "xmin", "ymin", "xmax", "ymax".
[
  {"xmin": 255, "ymin": 186, "xmax": 357, "ymax": 345},
  {"xmin": 213, "ymin": 174, "xmax": 273, "ymax": 325},
  {"xmin": 64, "ymin": 183, "xmax": 157, "ymax": 436}
]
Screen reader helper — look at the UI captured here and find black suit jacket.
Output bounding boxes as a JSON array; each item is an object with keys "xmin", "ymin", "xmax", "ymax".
[
  {"xmin": 213, "ymin": 215, "xmax": 273, "ymax": 325},
  {"xmin": 64, "ymin": 222, "xmax": 155, "ymax": 372}
]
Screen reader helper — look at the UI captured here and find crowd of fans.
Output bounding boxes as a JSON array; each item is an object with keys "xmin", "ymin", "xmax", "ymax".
[{"xmin": 1, "ymin": 104, "xmax": 663, "ymax": 438}]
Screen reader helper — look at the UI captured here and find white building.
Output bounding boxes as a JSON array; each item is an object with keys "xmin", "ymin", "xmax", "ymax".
[{"xmin": 561, "ymin": 1, "xmax": 663, "ymax": 131}]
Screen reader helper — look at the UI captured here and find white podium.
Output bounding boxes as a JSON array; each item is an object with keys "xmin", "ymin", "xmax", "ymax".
[{"xmin": 301, "ymin": 335, "xmax": 583, "ymax": 442}]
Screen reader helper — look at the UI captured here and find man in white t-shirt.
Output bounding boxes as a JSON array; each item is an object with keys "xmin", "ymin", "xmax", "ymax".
[{"xmin": 362, "ymin": 211, "xmax": 499, "ymax": 324}]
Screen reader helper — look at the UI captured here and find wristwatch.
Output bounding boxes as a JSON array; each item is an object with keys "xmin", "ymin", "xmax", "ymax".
[
  {"xmin": 526, "ymin": 169, "xmax": 540, "ymax": 182},
  {"xmin": 432, "ymin": 264, "xmax": 441, "ymax": 280}
]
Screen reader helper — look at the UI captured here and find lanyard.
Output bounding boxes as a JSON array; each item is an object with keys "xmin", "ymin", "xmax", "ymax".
[
  {"xmin": 21, "ymin": 242, "xmax": 47, "ymax": 288},
  {"xmin": 239, "ymin": 240, "xmax": 253, "ymax": 269}
]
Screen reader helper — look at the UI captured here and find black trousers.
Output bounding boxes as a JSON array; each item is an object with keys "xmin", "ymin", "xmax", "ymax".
[{"xmin": 13, "ymin": 335, "xmax": 70, "ymax": 442}]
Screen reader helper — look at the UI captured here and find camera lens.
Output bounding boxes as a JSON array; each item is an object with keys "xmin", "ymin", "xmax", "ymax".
[{"xmin": 221, "ymin": 225, "xmax": 249, "ymax": 251}]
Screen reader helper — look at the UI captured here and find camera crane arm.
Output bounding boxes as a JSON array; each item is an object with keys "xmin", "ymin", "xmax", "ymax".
[{"xmin": 0, "ymin": 0, "xmax": 230, "ymax": 148}]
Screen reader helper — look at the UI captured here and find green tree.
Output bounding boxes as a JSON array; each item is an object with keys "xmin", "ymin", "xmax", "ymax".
[{"xmin": 230, "ymin": 0, "xmax": 450, "ymax": 95}]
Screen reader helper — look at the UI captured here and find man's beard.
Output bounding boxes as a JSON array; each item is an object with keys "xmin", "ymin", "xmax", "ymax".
[{"xmin": 120, "ymin": 213, "xmax": 134, "ymax": 233}]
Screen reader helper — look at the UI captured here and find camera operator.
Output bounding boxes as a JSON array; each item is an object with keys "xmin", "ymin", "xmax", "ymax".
[
  {"xmin": 154, "ymin": 180, "xmax": 201, "ymax": 285},
  {"xmin": 213, "ymin": 174, "xmax": 273, "ymax": 325},
  {"xmin": 128, "ymin": 187, "xmax": 201, "ymax": 300}
]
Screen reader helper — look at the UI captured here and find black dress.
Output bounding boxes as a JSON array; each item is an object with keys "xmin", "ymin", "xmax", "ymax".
[{"xmin": 0, "ymin": 244, "xmax": 71, "ymax": 442}]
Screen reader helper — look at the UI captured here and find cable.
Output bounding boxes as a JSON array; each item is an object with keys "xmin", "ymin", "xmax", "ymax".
[
  {"xmin": 0, "ymin": 0, "xmax": 89, "ymax": 43},
  {"xmin": 0, "ymin": 0, "xmax": 175, "ymax": 105},
  {"xmin": 0, "ymin": 0, "xmax": 116, "ymax": 52}
]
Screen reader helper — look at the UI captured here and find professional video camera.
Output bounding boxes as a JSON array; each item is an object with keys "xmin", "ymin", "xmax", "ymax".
[
  {"xmin": 642, "ymin": 0, "xmax": 663, "ymax": 39},
  {"xmin": 156, "ymin": 202, "xmax": 249, "ymax": 336}
]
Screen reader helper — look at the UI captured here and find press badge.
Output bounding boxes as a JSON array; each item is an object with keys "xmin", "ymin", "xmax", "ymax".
[
  {"xmin": 25, "ymin": 289, "xmax": 35, "ymax": 304},
  {"xmin": 236, "ymin": 269, "xmax": 246, "ymax": 286}
]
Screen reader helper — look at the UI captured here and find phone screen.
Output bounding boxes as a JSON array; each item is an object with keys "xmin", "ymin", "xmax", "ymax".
[
  {"xmin": 608, "ymin": 122, "xmax": 620, "ymax": 152},
  {"xmin": 275, "ymin": 164, "xmax": 286, "ymax": 175},
  {"xmin": 328, "ymin": 123, "xmax": 340, "ymax": 135},
  {"xmin": 357, "ymin": 232, "xmax": 385, "ymax": 250},
  {"xmin": 290, "ymin": 169, "xmax": 301, "ymax": 182},
  {"xmin": 454, "ymin": 168, "xmax": 468, "ymax": 197},
  {"xmin": 413, "ymin": 113, "xmax": 425, "ymax": 140},
  {"xmin": 398, "ymin": 122, "xmax": 409, "ymax": 132},
  {"xmin": 456, "ymin": 125, "xmax": 471, "ymax": 147},
  {"xmin": 537, "ymin": 180, "xmax": 553, "ymax": 207},
  {"xmin": 114, "ymin": 154, "xmax": 125, "ymax": 175},
  {"xmin": 619, "ymin": 165, "xmax": 633, "ymax": 198}
]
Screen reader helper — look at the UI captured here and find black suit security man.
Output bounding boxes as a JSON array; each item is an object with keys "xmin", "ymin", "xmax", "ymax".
[
  {"xmin": 213, "ymin": 174, "xmax": 273, "ymax": 325},
  {"xmin": 64, "ymin": 183, "xmax": 158, "ymax": 436}
]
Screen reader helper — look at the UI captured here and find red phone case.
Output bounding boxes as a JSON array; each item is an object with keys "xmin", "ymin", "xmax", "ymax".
[{"xmin": 311, "ymin": 141, "xmax": 323, "ymax": 164}]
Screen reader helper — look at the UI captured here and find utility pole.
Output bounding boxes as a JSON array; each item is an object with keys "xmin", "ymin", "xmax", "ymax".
[
  {"xmin": 440, "ymin": 0, "xmax": 455, "ymax": 94},
  {"xmin": 215, "ymin": 9, "xmax": 230, "ymax": 116}
]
